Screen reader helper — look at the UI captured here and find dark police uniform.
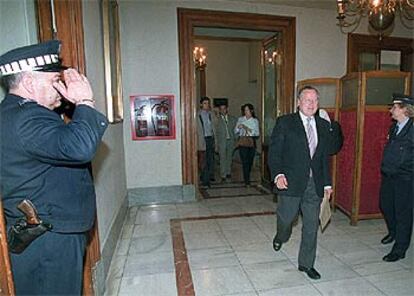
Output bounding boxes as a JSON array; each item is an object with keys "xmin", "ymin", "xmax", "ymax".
[
  {"xmin": 0, "ymin": 41, "xmax": 108, "ymax": 295},
  {"xmin": 380, "ymin": 113, "xmax": 414, "ymax": 257}
]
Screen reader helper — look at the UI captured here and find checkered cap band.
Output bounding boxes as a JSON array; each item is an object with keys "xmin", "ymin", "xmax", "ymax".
[{"xmin": 0, "ymin": 54, "xmax": 59, "ymax": 76}]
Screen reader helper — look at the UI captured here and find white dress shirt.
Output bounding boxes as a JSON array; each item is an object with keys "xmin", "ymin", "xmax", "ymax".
[
  {"xmin": 396, "ymin": 117, "xmax": 409, "ymax": 135},
  {"xmin": 299, "ymin": 111, "xmax": 318, "ymax": 148},
  {"xmin": 199, "ymin": 110, "xmax": 214, "ymax": 137},
  {"xmin": 234, "ymin": 116, "xmax": 260, "ymax": 137}
]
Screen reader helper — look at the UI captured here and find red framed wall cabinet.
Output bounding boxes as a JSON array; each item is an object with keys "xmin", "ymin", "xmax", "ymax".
[
  {"xmin": 336, "ymin": 71, "xmax": 412, "ymax": 225},
  {"xmin": 130, "ymin": 95, "xmax": 176, "ymax": 141}
]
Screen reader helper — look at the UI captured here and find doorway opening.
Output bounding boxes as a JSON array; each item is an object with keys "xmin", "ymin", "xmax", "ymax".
[{"xmin": 178, "ymin": 8, "xmax": 296, "ymax": 197}]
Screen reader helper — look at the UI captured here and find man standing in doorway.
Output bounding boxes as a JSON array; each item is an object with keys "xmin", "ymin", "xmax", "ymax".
[
  {"xmin": 197, "ymin": 96, "xmax": 216, "ymax": 187},
  {"xmin": 268, "ymin": 86, "xmax": 332, "ymax": 280},
  {"xmin": 215, "ymin": 102, "xmax": 237, "ymax": 183}
]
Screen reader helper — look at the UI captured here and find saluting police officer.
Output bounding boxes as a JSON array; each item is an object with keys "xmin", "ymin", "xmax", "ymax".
[
  {"xmin": 380, "ymin": 94, "xmax": 414, "ymax": 262},
  {"xmin": 0, "ymin": 41, "xmax": 108, "ymax": 294}
]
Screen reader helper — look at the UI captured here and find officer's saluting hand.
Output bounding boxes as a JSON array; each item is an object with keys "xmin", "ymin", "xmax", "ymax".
[{"xmin": 54, "ymin": 68, "xmax": 95, "ymax": 108}]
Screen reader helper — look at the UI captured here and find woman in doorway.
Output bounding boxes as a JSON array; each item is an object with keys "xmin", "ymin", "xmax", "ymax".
[{"xmin": 235, "ymin": 103, "xmax": 260, "ymax": 187}]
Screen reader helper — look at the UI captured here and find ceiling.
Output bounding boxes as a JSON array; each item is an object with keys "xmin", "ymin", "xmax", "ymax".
[{"xmin": 231, "ymin": 0, "xmax": 337, "ymax": 10}]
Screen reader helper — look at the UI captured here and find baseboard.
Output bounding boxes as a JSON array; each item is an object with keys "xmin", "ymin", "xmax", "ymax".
[
  {"xmin": 128, "ymin": 184, "xmax": 196, "ymax": 206},
  {"xmin": 92, "ymin": 195, "xmax": 128, "ymax": 296}
]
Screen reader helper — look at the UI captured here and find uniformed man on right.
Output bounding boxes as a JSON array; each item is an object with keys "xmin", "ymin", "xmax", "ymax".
[{"xmin": 380, "ymin": 94, "xmax": 414, "ymax": 262}]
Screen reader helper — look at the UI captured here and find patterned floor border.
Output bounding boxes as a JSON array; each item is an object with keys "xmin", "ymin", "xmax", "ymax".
[
  {"xmin": 170, "ymin": 211, "xmax": 275, "ymax": 296},
  {"xmin": 199, "ymin": 183, "xmax": 271, "ymax": 199}
]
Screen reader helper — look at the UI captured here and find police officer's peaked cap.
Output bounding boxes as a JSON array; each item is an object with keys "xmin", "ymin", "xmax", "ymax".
[
  {"xmin": 390, "ymin": 93, "xmax": 414, "ymax": 106},
  {"xmin": 0, "ymin": 40, "xmax": 67, "ymax": 76}
]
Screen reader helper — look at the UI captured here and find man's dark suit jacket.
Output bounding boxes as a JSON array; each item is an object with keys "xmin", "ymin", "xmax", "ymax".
[{"xmin": 268, "ymin": 112, "xmax": 332, "ymax": 198}]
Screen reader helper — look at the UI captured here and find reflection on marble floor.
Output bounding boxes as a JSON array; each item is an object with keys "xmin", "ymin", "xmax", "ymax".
[{"xmin": 105, "ymin": 192, "xmax": 413, "ymax": 296}]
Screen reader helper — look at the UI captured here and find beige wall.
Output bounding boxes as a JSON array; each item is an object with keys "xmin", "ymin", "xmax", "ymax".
[
  {"xmin": 83, "ymin": 0, "xmax": 128, "ymax": 247},
  {"xmin": 195, "ymin": 39, "xmax": 260, "ymax": 118},
  {"xmin": 120, "ymin": 1, "xmax": 183, "ymax": 189},
  {"xmin": 0, "ymin": 0, "xmax": 37, "ymax": 99},
  {"xmin": 0, "ymin": 0, "xmax": 37, "ymax": 54}
]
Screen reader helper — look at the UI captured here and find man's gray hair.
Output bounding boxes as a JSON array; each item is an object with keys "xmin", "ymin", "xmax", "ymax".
[
  {"xmin": 0, "ymin": 73, "xmax": 23, "ymax": 92},
  {"xmin": 297, "ymin": 85, "xmax": 320, "ymax": 101}
]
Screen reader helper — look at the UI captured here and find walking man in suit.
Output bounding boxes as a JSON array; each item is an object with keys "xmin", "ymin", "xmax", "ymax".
[
  {"xmin": 268, "ymin": 86, "xmax": 332, "ymax": 280},
  {"xmin": 215, "ymin": 102, "xmax": 237, "ymax": 182},
  {"xmin": 379, "ymin": 94, "xmax": 414, "ymax": 262},
  {"xmin": 197, "ymin": 97, "xmax": 216, "ymax": 187}
]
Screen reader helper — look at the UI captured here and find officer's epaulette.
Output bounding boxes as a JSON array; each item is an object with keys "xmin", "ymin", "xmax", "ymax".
[{"xmin": 18, "ymin": 98, "xmax": 36, "ymax": 107}]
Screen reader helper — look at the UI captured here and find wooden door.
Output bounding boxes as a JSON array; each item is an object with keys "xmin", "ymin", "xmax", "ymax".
[
  {"xmin": 0, "ymin": 198, "xmax": 15, "ymax": 295},
  {"xmin": 261, "ymin": 34, "xmax": 282, "ymax": 188}
]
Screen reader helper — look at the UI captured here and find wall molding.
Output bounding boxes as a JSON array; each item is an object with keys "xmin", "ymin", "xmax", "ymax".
[
  {"xmin": 128, "ymin": 185, "xmax": 196, "ymax": 206},
  {"xmin": 93, "ymin": 194, "xmax": 128, "ymax": 296}
]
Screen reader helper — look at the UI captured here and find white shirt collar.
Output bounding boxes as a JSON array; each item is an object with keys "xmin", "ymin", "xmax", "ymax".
[
  {"xmin": 398, "ymin": 117, "xmax": 410, "ymax": 130},
  {"xmin": 298, "ymin": 111, "xmax": 314, "ymax": 124}
]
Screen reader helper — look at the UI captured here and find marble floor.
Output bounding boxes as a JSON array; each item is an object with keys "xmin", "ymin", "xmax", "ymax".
[{"xmin": 105, "ymin": 189, "xmax": 413, "ymax": 296}]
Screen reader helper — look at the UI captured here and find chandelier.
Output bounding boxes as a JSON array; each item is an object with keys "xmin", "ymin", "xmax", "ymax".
[
  {"xmin": 336, "ymin": 0, "xmax": 414, "ymax": 36},
  {"xmin": 264, "ymin": 49, "xmax": 282, "ymax": 65},
  {"xmin": 193, "ymin": 47, "xmax": 207, "ymax": 69}
]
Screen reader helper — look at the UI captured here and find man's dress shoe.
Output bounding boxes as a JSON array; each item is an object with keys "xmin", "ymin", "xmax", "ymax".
[
  {"xmin": 381, "ymin": 234, "xmax": 394, "ymax": 244},
  {"xmin": 298, "ymin": 266, "xmax": 321, "ymax": 280},
  {"xmin": 272, "ymin": 237, "xmax": 282, "ymax": 251},
  {"xmin": 383, "ymin": 253, "xmax": 405, "ymax": 262}
]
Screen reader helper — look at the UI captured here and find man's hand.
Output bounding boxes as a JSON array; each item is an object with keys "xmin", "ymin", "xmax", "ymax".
[
  {"xmin": 275, "ymin": 175, "xmax": 288, "ymax": 190},
  {"xmin": 324, "ymin": 188, "xmax": 333, "ymax": 200},
  {"xmin": 53, "ymin": 68, "xmax": 94, "ymax": 107}
]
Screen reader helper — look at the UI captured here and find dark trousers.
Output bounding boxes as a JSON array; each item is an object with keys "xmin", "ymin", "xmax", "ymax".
[
  {"xmin": 380, "ymin": 175, "xmax": 413, "ymax": 255},
  {"xmin": 239, "ymin": 146, "xmax": 255, "ymax": 185},
  {"xmin": 275, "ymin": 178, "xmax": 321, "ymax": 268},
  {"xmin": 10, "ymin": 231, "xmax": 87, "ymax": 295},
  {"xmin": 201, "ymin": 136, "xmax": 214, "ymax": 186}
]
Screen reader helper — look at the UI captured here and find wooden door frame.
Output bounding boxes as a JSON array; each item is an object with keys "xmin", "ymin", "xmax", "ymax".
[
  {"xmin": 0, "ymin": 198, "xmax": 15, "ymax": 295},
  {"xmin": 260, "ymin": 33, "xmax": 282, "ymax": 187},
  {"xmin": 178, "ymin": 8, "xmax": 296, "ymax": 186},
  {"xmin": 36, "ymin": 1, "xmax": 98, "ymax": 295}
]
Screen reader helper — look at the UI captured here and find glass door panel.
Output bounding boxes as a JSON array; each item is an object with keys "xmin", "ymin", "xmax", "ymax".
[{"xmin": 261, "ymin": 34, "xmax": 281, "ymax": 186}]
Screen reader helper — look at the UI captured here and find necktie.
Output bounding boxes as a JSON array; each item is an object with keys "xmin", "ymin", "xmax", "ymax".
[
  {"xmin": 222, "ymin": 115, "xmax": 230, "ymax": 139},
  {"xmin": 306, "ymin": 117, "xmax": 316, "ymax": 158},
  {"xmin": 396, "ymin": 124, "xmax": 400, "ymax": 135}
]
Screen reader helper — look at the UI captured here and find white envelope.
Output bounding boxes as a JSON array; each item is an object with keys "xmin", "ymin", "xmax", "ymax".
[{"xmin": 319, "ymin": 192, "xmax": 332, "ymax": 232}]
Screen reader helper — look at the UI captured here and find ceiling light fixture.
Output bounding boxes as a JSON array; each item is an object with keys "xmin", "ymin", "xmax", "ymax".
[
  {"xmin": 336, "ymin": 0, "xmax": 414, "ymax": 37},
  {"xmin": 193, "ymin": 47, "xmax": 207, "ymax": 69}
]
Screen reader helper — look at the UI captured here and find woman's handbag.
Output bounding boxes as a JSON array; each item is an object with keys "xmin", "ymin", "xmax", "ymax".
[{"xmin": 236, "ymin": 136, "xmax": 255, "ymax": 148}]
